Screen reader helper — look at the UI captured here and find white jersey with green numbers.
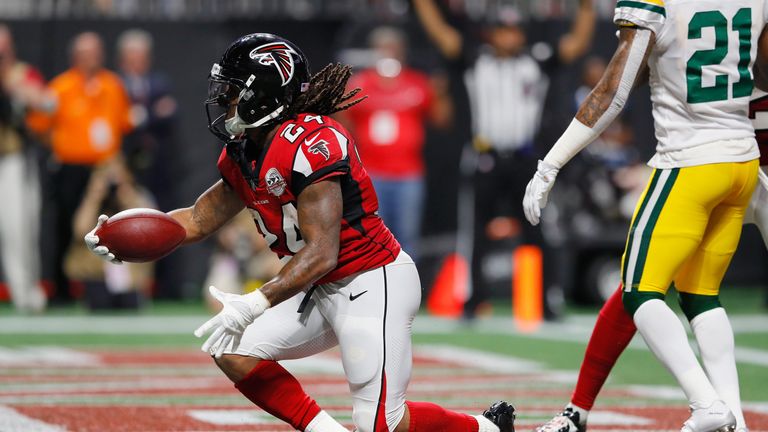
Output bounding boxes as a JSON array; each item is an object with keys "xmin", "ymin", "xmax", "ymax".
[{"xmin": 614, "ymin": 0, "xmax": 766, "ymax": 168}]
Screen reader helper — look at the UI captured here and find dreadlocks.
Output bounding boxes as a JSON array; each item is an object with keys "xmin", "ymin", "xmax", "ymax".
[{"xmin": 286, "ymin": 63, "xmax": 367, "ymax": 117}]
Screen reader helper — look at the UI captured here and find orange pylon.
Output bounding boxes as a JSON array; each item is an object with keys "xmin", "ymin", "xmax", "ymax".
[
  {"xmin": 513, "ymin": 245, "xmax": 543, "ymax": 332},
  {"xmin": 427, "ymin": 253, "xmax": 468, "ymax": 318}
]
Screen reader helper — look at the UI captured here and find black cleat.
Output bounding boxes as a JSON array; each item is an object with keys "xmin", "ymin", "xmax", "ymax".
[
  {"xmin": 483, "ymin": 400, "xmax": 516, "ymax": 432},
  {"xmin": 534, "ymin": 407, "xmax": 586, "ymax": 432}
]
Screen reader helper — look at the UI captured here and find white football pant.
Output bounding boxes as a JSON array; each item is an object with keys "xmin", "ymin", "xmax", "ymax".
[{"xmin": 227, "ymin": 251, "xmax": 420, "ymax": 432}]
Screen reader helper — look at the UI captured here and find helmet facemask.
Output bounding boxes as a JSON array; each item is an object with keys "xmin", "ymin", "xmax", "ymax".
[
  {"xmin": 205, "ymin": 71, "xmax": 243, "ymax": 141},
  {"xmin": 205, "ymin": 63, "xmax": 289, "ymax": 142}
]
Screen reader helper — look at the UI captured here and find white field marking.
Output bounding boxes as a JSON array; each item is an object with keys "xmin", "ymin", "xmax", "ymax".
[
  {"xmin": 0, "ymin": 315, "xmax": 204, "ymax": 334},
  {"xmin": 187, "ymin": 409, "xmax": 353, "ymax": 426},
  {"xmin": 734, "ymin": 347, "xmax": 768, "ymax": 367},
  {"xmin": 1, "ymin": 314, "xmax": 765, "ymax": 335},
  {"xmin": 743, "ymin": 402, "xmax": 768, "ymax": 414},
  {"xmin": 414, "ymin": 344, "xmax": 578, "ymax": 383},
  {"xmin": 0, "ymin": 405, "xmax": 68, "ymax": 431},
  {"xmin": 627, "ymin": 384, "xmax": 685, "ymax": 400},
  {"xmin": 0, "ymin": 376, "xmax": 224, "ymax": 394},
  {"xmin": 0, "ymin": 347, "xmax": 101, "ymax": 367},
  {"xmin": 414, "ymin": 344, "xmax": 544, "ymax": 374},
  {"xmin": 187, "ymin": 409, "xmax": 279, "ymax": 425},
  {"xmin": 280, "ymin": 354, "xmax": 345, "ymax": 375},
  {"xmin": 520, "ymin": 410, "xmax": 653, "ymax": 426},
  {"xmin": 417, "ymin": 317, "xmax": 768, "ymax": 368}
]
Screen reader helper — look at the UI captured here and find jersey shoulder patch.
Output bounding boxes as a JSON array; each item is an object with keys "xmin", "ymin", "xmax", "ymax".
[
  {"xmin": 614, "ymin": 0, "xmax": 665, "ymax": 34},
  {"xmin": 283, "ymin": 114, "xmax": 351, "ymax": 195},
  {"xmin": 293, "ymin": 125, "xmax": 350, "ymax": 176}
]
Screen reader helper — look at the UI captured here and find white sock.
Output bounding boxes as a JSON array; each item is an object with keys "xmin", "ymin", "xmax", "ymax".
[
  {"xmin": 691, "ymin": 308, "xmax": 746, "ymax": 430},
  {"xmin": 474, "ymin": 414, "xmax": 501, "ymax": 432},
  {"xmin": 305, "ymin": 410, "xmax": 350, "ymax": 432},
  {"xmin": 633, "ymin": 299, "xmax": 719, "ymax": 405},
  {"xmin": 566, "ymin": 402, "xmax": 589, "ymax": 425}
]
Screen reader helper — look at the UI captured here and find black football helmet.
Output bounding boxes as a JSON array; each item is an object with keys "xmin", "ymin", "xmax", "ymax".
[{"xmin": 205, "ymin": 33, "xmax": 311, "ymax": 141}]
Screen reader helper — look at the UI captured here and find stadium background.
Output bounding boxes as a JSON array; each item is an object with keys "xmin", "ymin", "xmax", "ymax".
[{"xmin": 3, "ymin": 0, "xmax": 767, "ymax": 300}]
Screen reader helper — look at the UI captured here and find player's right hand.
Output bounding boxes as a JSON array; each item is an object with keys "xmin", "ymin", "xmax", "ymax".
[
  {"xmin": 523, "ymin": 160, "xmax": 560, "ymax": 226},
  {"xmin": 84, "ymin": 214, "xmax": 123, "ymax": 264},
  {"xmin": 194, "ymin": 286, "xmax": 271, "ymax": 358}
]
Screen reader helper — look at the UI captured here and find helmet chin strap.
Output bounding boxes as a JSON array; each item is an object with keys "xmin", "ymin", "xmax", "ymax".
[{"xmin": 224, "ymin": 105, "xmax": 285, "ymax": 136}]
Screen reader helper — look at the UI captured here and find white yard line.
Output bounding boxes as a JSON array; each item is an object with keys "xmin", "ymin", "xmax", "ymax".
[
  {"xmin": 0, "ymin": 347, "xmax": 101, "ymax": 367},
  {"xmin": 0, "ymin": 405, "xmax": 67, "ymax": 432},
  {"xmin": 415, "ymin": 344, "xmax": 544, "ymax": 373},
  {"xmin": 1, "ymin": 314, "xmax": 766, "ymax": 335},
  {"xmin": 187, "ymin": 409, "xmax": 279, "ymax": 425}
]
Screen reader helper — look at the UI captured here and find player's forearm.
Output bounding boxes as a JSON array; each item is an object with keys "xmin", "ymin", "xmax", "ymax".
[
  {"xmin": 544, "ymin": 27, "xmax": 653, "ymax": 169},
  {"xmin": 257, "ymin": 179, "xmax": 343, "ymax": 306},
  {"xmin": 168, "ymin": 207, "xmax": 206, "ymax": 244},
  {"xmin": 258, "ymin": 243, "xmax": 338, "ymax": 306},
  {"xmin": 169, "ymin": 180, "xmax": 244, "ymax": 245}
]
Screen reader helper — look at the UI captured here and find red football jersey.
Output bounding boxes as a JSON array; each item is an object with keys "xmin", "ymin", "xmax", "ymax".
[
  {"xmin": 346, "ymin": 68, "xmax": 433, "ymax": 178},
  {"xmin": 218, "ymin": 114, "xmax": 401, "ymax": 284}
]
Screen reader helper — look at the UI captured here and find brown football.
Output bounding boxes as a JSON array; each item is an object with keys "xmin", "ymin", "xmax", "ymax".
[{"xmin": 95, "ymin": 208, "xmax": 186, "ymax": 263}]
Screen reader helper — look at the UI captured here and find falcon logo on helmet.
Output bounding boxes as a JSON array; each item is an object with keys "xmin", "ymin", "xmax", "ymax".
[{"xmin": 249, "ymin": 42, "xmax": 297, "ymax": 87}]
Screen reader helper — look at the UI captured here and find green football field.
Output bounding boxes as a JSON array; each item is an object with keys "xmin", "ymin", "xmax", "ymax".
[{"xmin": 0, "ymin": 286, "xmax": 766, "ymax": 431}]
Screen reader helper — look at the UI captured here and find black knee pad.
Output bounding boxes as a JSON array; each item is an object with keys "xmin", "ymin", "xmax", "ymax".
[
  {"xmin": 678, "ymin": 292, "xmax": 721, "ymax": 321},
  {"xmin": 622, "ymin": 290, "xmax": 665, "ymax": 316}
]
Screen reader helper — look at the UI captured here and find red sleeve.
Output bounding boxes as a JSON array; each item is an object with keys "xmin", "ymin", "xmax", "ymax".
[{"xmin": 290, "ymin": 125, "xmax": 351, "ymax": 196}]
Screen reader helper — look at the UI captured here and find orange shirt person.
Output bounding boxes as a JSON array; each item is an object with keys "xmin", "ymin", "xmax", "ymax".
[
  {"xmin": 27, "ymin": 31, "xmax": 132, "ymax": 303},
  {"xmin": 28, "ymin": 32, "xmax": 132, "ymax": 165}
]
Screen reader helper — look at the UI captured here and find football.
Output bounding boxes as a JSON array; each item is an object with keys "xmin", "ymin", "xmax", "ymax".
[{"xmin": 95, "ymin": 208, "xmax": 186, "ymax": 263}]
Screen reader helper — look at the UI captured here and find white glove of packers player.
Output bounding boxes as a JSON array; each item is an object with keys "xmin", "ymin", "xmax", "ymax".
[
  {"xmin": 194, "ymin": 286, "xmax": 271, "ymax": 358},
  {"xmin": 84, "ymin": 214, "xmax": 123, "ymax": 264},
  {"xmin": 523, "ymin": 160, "xmax": 560, "ymax": 226}
]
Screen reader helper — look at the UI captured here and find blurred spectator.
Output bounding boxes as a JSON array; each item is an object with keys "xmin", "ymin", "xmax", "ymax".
[
  {"xmin": 0, "ymin": 25, "xmax": 48, "ymax": 313},
  {"xmin": 541, "ymin": 56, "xmax": 646, "ymax": 302},
  {"xmin": 341, "ymin": 26, "xmax": 449, "ymax": 258},
  {"xmin": 28, "ymin": 31, "xmax": 133, "ymax": 303},
  {"xmin": 414, "ymin": 0, "xmax": 595, "ymax": 319},
  {"xmin": 69, "ymin": 158, "xmax": 153, "ymax": 310},
  {"xmin": 203, "ymin": 210, "xmax": 283, "ymax": 312},
  {"xmin": 117, "ymin": 29, "xmax": 178, "ymax": 210}
]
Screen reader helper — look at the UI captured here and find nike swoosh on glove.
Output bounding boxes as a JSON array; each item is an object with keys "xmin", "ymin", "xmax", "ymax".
[
  {"xmin": 194, "ymin": 286, "xmax": 271, "ymax": 358},
  {"xmin": 523, "ymin": 160, "xmax": 560, "ymax": 226}
]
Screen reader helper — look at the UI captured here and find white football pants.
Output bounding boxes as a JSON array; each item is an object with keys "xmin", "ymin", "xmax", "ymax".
[
  {"xmin": 228, "ymin": 251, "xmax": 420, "ymax": 432},
  {"xmin": 0, "ymin": 153, "xmax": 44, "ymax": 312}
]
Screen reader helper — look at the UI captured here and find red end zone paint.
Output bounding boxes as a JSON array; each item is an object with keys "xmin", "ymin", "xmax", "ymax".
[{"xmin": 3, "ymin": 349, "xmax": 767, "ymax": 431}]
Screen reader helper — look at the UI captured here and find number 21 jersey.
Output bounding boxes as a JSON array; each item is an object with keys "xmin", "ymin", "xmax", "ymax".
[{"xmin": 615, "ymin": 0, "xmax": 765, "ymax": 168}]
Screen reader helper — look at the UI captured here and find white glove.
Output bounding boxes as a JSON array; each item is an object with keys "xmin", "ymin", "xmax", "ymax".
[
  {"xmin": 84, "ymin": 214, "xmax": 123, "ymax": 264},
  {"xmin": 194, "ymin": 286, "xmax": 271, "ymax": 358},
  {"xmin": 523, "ymin": 160, "xmax": 560, "ymax": 226}
]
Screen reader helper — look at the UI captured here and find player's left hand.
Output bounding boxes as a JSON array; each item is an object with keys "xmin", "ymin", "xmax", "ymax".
[
  {"xmin": 523, "ymin": 160, "xmax": 560, "ymax": 226},
  {"xmin": 193, "ymin": 286, "xmax": 271, "ymax": 358},
  {"xmin": 84, "ymin": 214, "xmax": 123, "ymax": 264}
]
